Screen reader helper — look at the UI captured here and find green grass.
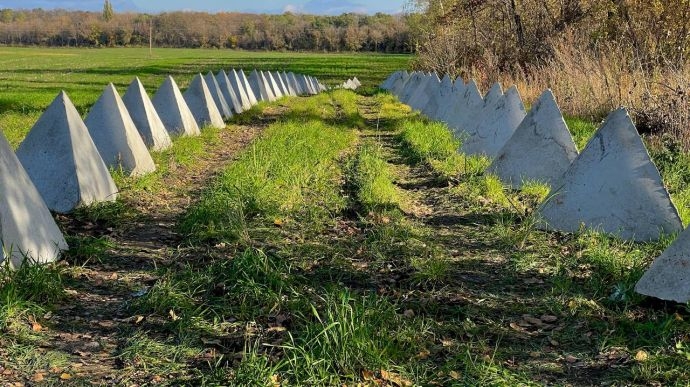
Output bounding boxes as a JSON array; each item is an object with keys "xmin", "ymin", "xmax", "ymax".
[
  {"xmin": 0, "ymin": 47, "xmax": 409, "ymax": 146},
  {"xmin": 348, "ymin": 143, "xmax": 400, "ymax": 211},
  {"xmin": 180, "ymin": 117, "xmax": 356, "ymax": 243}
]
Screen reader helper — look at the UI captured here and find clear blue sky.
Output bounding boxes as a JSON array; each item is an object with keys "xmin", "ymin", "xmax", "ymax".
[{"xmin": 0, "ymin": 0, "xmax": 408, "ymax": 15}]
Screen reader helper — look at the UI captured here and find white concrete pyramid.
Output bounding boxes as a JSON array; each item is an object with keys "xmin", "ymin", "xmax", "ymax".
[
  {"xmin": 265, "ymin": 71, "xmax": 284, "ymax": 99},
  {"xmin": 216, "ymin": 70, "xmax": 244, "ymax": 114},
  {"xmin": 122, "ymin": 77, "xmax": 172, "ymax": 151},
  {"xmin": 229, "ymin": 69, "xmax": 253, "ymax": 110},
  {"xmin": 281, "ymin": 71, "xmax": 297, "ymax": 96},
  {"xmin": 183, "ymin": 74, "xmax": 225, "ymax": 129},
  {"xmin": 461, "ymin": 85, "xmax": 526, "ymax": 157},
  {"xmin": 152, "ymin": 76, "xmax": 201, "ymax": 137},
  {"xmin": 391, "ymin": 71, "xmax": 412, "ymax": 96},
  {"xmin": 423, "ymin": 74, "xmax": 453, "ymax": 118},
  {"xmin": 537, "ymin": 107, "xmax": 683, "ymax": 241},
  {"xmin": 238, "ymin": 69, "xmax": 259, "ymax": 106},
  {"xmin": 0, "ymin": 128, "xmax": 68, "ymax": 268},
  {"xmin": 400, "ymin": 72, "xmax": 424, "ymax": 103},
  {"xmin": 409, "ymin": 74, "xmax": 440, "ymax": 112},
  {"xmin": 488, "ymin": 89, "xmax": 579, "ymax": 188},
  {"xmin": 204, "ymin": 71, "xmax": 233, "ymax": 119},
  {"xmin": 248, "ymin": 70, "xmax": 274, "ymax": 102},
  {"xmin": 84, "ymin": 83, "xmax": 157, "ymax": 177},
  {"xmin": 300, "ymin": 74, "xmax": 314, "ymax": 95},
  {"xmin": 352, "ymin": 77, "xmax": 361, "ymax": 88},
  {"xmin": 16, "ymin": 91, "xmax": 118, "ymax": 214},
  {"xmin": 636, "ymin": 227, "xmax": 690, "ymax": 302},
  {"xmin": 288, "ymin": 72, "xmax": 304, "ymax": 95},
  {"xmin": 445, "ymin": 79, "xmax": 483, "ymax": 138},
  {"xmin": 381, "ymin": 71, "xmax": 401, "ymax": 90},
  {"xmin": 273, "ymin": 71, "xmax": 289, "ymax": 96}
]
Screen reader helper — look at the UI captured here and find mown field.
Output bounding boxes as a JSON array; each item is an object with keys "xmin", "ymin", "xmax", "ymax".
[
  {"xmin": 0, "ymin": 47, "xmax": 410, "ymax": 146},
  {"xmin": 1, "ymin": 47, "xmax": 690, "ymax": 386}
]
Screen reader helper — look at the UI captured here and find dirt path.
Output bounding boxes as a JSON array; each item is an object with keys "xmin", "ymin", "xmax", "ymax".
[{"xmin": 13, "ymin": 119, "xmax": 268, "ymax": 384}]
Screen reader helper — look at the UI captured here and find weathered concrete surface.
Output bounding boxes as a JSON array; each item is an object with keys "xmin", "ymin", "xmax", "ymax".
[
  {"xmin": 281, "ymin": 71, "xmax": 297, "ymax": 96},
  {"xmin": 461, "ymin": 85, "xmax": 526, "ymax": 157},
  {"xmin": 296, "ymin": 74, "xmax": 312, "ymax": 95},
  {"xmin": 238, "ymin": 69, "xmax": 259, "ymax": 106},
  {"xmin": 265, "ymin": 71, "xmax": 284, "ymax": 99},
  {"xmin": 352, "ymin": 77, "xmax": 361, "ymax": 88},
  {"xmin": 433, "ymin": 76, "xmax": 462, "ymax": 122},
  {"xmin": 229, "ymin": 69, "xmax": 253, "ymax": 111},
  {"xmin": 537, "ymin": 108, "xmax": 683, "ymax": 241},
  {"xmin": 381, "ymin": 71, "xmax": 401, "ymax": 90},
  {"xmin": 444, "ymin": 79, "xmax": 484, "ymax": 139},
  {"xmin": 424, "ymin": 74, "xmax": 453, "ymax": 118},
  {"xmin": 122, "ymin": 77, "xmax": 172, "ymax": 151},
  {"xmin": 183, "ymin": 74, "xmax": 225, "ymax": 129},
  {"xmin": 0, "ymin": 129, "xmax": 68, "ymax": 268},
  {"xmin": 390, "ymin": 71, "xmax": 411, "ymax": 96},
  {"xmin": 488, "ymin": 89, "xmax": 578, "ymax": 188},
  {"xmin": 248, "ymin": 70, "xmax": 274, "ymax": 102},
  {"xmin": 408, "ymin": 74, "xmax": 440, "ymax": 112},
  {"xmin": 204, "ymin": 71, "xmax": 233, "ymax": 119},
  {"xmin": 16, "ymin": 91, "xmax": 118, "ymax": 214},
  {"xmin": 216, "ymin": 70, "xmax": 244, "ymax": 114},
  {"xmin": 400, "ymin": 72, "xmax": 424, "ymax": 104},
  {"xmin": 636, "ymin": 227, "xmax": 690, "ymax": 302},
  {"xmin": 152, "ymin": 76, "xmax": 201, "ymax": 137},
  {"xmin": 273, "ymin": 71, "xmax": 289, "ymax": 96},
  {"xmin": 85, "ymin": 83, "xmax": 157, "ymax": 176},
  {"xmin": 288, "ymin": 72, "xmax": 304, "ymax": 95}
]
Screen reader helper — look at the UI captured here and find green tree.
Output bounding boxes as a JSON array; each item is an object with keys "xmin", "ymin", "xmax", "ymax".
[{"xmin": 102, "ymin": 0, "xmax": 114, "ymax": 22}]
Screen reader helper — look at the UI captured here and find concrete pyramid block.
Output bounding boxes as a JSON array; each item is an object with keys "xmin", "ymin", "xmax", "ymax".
[
  {"xmin": 204, "ymin": 71, "xmax": 233, "ymax": 119},
  {"xmin": 152, "ymin": 76, "xmax": 201, "ymax": 137},
  {"xmin": 183, "ymin": 74, "xmax": 225, "ymax": 129},
  {"xmin": 461, "ymin": 85, "xmax": 526, "ymax": 157},
  {"xmin": 288, "ymin": 72, "xmax": 304, "ymax": 95},
  {"xmin": 17, "ymin": 91, "xmax": 118, "ymax": 214},
  {"xmin": 537, "ymin": 108, "xmax": 683, "ymax": 241},
  {"xmin": 635, "ymin": 227, "xmax": 690, "ymax": 302},
  {"xmin": 281, "ymin": 71, "xmax": 297, "ymax": 96},
  {"xmin": 488, "ymin": 89, "xmax": 579, "ymax": 188},
  {"xmin": 445, "ymin": 79, "xmax": 483, "ymax": 137},
  {"xmin": 248, "ymin": 70, "xmax": 275, "ymax": 102},
  {"xmin": 381, "ymin": 71, "xmax": 401, "ymax": 90},
  {"xmin": 400, "ymin": 72, "xmax": 424, "ymax": 103},
  {"xmin": 265, "ymin": 71, "xmax": 284, "ymax": 99},
  {"xmin": 409, "ymin": 74, "xmax": 440, "ymax": 112},
  {"xmin": 228, "ymin": 69, "xmax": 253, "ymax": 111},
  {"xmin": 0, "ymin": 129, "xmax": 68, "ymax": 268},
  {"xmin": 432, "ymin": 75, "xmax": 462, "ymax": 120},
  {"xmin": 392, "ymin": 71, "xmax": 412, "ymax": 96},
  {"xmin": 122, "ymin": 77, "xmax": 172, "ymax": 151},
  {"xmin": 352, "ymin": 77, "xmax": 361, "ymax": 88},
  {"xmin": 238, "ymin": 69, "xmax": 259, "ymax": 106},
  {"xmin": 273, "ymin": 71, "xmax": 289, "ymax": 96},
  {"xmin": 423, "ymin": 74, "xmax": 453, "ymax": 118},
  {"xmin": 216, "ymin": 70, "xmax": 244, "ymax": 114},
  {"xmin": 296, "ymin": 74, "xmax": 312, "ymax": 95},
  {"xmin": 85, "ymin": 83, "xmax": 157, "ymax": 177},
  {"xmin": 281, "ymin": 71, "xmax": 296, "ymax": 96}
]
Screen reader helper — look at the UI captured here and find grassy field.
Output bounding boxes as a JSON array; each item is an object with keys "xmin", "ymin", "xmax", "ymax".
[
  {"xmin": 1, "ymin": 47, "xmax": 690, "ymax": 385},
  {"xmin": 0, "ymin": 47, "xmax": 410, "ymax": 147}
]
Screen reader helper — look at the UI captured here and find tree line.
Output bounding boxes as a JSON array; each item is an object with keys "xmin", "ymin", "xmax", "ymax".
[
  {"xmin": 0, "ymin": 8, "xmax": 411, "ymax": 52},
  {"xmin": 407, "ymin": 0, "xmax": 690, "ymax": 74}
]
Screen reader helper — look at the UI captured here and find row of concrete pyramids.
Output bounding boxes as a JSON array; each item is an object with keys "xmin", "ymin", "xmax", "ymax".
[
  {"xmin": 0, "ymin": 69, "xmax": 325, "ymax": 269},
  {"xmin": 340, "ymin": 77, "xmax": 361, "ymax": 90},
  {"xmin": 381, "ymin": 70, "xmax": 690, "ymax": 303}
]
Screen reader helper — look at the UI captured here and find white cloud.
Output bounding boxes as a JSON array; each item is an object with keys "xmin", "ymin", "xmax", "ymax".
[{"xmin": 283, "ymin": 4, "xmax": 302, "ymax": 13}]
